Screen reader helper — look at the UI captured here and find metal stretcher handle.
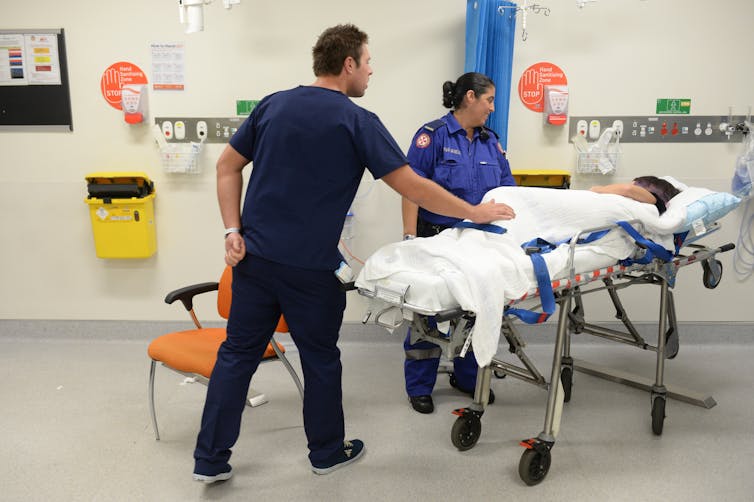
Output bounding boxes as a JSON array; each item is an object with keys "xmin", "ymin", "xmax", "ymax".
[{"xmin": 718, "ymin": 243, "xmax": 735, "ymax": 253}]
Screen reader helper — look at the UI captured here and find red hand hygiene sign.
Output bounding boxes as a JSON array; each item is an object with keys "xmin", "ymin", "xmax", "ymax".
[
  {"xmin": 100, "ymin": 61, "xmax": 148, "ymax": 110},
  {"xmin": 518, "ymin": 62, "xmax": 567, "ymax": 113}
]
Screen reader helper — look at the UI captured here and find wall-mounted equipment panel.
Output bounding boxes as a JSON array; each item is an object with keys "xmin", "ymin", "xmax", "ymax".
[
  {"xmin": 569, "ymin": 115, "xmax": 749, "ymax": 143},
  {"xmin": 154, "ymin": 116, "xmax": 245, "ymax": 143}
]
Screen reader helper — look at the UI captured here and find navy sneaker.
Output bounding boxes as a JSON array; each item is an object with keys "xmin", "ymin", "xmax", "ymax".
[
  {"xmin": 311, "ymin": 439, "xmax": 366, "ymax": 475},
  {"xmin": 193, "ymin": 465, "xmax": 232, "ymax": 484}
]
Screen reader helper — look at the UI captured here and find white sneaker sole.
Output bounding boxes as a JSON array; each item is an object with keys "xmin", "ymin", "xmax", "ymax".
[{"xmin": 193, "ymin": 470, "xmax": 233, "ymax": 483}]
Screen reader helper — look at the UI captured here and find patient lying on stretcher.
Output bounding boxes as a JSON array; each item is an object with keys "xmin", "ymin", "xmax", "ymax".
[
  {"xmin": 358, "ymin": 185, "xmax": 684, "ymax": 367},
  {"xmin": 590, "ymin": 176, "xmax": 681, "ymax": 215}
]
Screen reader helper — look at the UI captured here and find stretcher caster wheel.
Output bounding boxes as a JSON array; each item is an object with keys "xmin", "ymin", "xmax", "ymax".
[
  {"xmin": 651, "ymin": 395, "xmax": 666, "ymax": 435},
  {"xmin": 560, "ymin": 367, "xmax": 573, "ymax": 403},
  {"xmin": 493, "ymin": 369, "xmax": 507, "ymax": 379},
  {"xmin": 449, "ymin": 374, "xmax": 457, "ymax": 388},
  {"xmin": 702, "ymin": 259, "xmax": 722, "ymax": 289},
  {"xmin": 451, "ymin": 410, "xmax": 482, "ymax": 451},
  {"xmin": 518, "ymin": 445, "xmax": 552, "ymax": 486}
]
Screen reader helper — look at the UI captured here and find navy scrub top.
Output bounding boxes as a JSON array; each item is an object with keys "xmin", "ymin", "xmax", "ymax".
[
  {"xmin": 230, "ymin": 86, "xmax": 408, "ymax": 271},
  {"xmin": 407, "ymin": 112, "xmax": 515, "ymax": 227}
]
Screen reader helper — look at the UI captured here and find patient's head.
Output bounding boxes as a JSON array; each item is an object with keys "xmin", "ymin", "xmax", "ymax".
[{"xmin": 632, "ymin": 176, "xmax": 681, "ymax": 214}]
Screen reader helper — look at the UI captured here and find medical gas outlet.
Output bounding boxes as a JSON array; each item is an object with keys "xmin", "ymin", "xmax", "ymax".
[
  {"xmin": 569, "ymin": 115, "xmax": 751, "ymax": 143},
  {"xmin": 155, "ymin": 116, "xmax": 244, "ymax": 143}
]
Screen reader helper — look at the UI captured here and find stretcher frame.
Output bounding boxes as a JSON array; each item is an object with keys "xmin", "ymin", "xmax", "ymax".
[{"xmin": 358, "ymin": 220, "xmax": 734, "ymax": 486}]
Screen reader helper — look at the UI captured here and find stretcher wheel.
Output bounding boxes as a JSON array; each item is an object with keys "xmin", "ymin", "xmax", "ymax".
[
  {"xmin": 651, "ymin": 396, "xmax": 666, "ymax": 435},
  {"xmin": 560, "ymin": 367, "xmax": 573, "ymax": 403},
  {"xmin": 449, "ymin": 374, "xmax": 458, "ymax": 388},
  {"xmin": 702, "ymin": 259, "xmax": 723, "ymax": 289},
  {"xmin": 451, "ymin": 414, "xmax": 481, "ymax": 451},
  {"xmin": 519, "ymin": 448, "xmax": 551, "ymax": 486},
  {"xmin": 493, "ymin": 369, "xmax": 507, "ymax": 379}
]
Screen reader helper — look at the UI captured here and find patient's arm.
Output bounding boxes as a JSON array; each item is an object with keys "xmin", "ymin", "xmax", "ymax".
[{"xmin": 590, "ymin": 183, "xmax": 656, "ymax": 204}]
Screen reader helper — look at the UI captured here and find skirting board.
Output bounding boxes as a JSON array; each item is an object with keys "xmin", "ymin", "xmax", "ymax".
[{"xmin": 0, "ymin": 319, "xmax": 752, "ymax": 345}]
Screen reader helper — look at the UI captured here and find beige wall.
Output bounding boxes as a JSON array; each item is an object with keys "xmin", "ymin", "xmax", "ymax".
[{"xmin": 1, "ymin": 0, "xmax": 751, "ymax": 325}]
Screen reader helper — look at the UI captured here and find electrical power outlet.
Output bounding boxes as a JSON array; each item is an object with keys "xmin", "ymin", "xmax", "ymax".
[{"xmin": 612, "ymin": 120, "xmax": 624, "ymax": 138}]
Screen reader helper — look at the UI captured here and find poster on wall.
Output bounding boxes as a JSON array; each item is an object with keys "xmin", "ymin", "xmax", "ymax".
[
  {"xmin": 25, "ymin": 33, "xmax": 62, "ymax": 85},
  {"xmin": 0, "ymin": 33, "xmax": 62, "ymax": 86},
  {"xmin": 0, "ymin": 33, "xmax": 28, "ymax": 85},
  {"xmin": 150, "ymin": 42, "xmax": 185, "ymax": 91},
  {"xmin": 517, "ymin": 62, "xmax": 567, "ymax": 113}
]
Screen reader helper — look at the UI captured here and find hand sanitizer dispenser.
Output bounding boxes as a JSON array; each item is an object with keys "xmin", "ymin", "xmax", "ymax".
[
  {"xmin": 122, "ymin": 84, "xmax": 147, "ymax": 124},
  {"xmin": 543, "ymin": 85, "xmax": 568, "ymax": 126}
]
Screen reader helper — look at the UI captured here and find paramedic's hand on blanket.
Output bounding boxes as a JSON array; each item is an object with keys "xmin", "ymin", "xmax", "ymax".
[
  {"xmin": 470, "ymin": 198, "xmax": 515, "ymax": 223},
  {"xmin": 224, "ymin": 232, "xmax": 246, "ymax": 267}
]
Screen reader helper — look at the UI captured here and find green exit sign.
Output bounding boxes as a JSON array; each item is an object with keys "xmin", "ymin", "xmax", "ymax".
[
  {"xmin": 236, "ymin": 99, "xmax": 260, "ymax": 116},
  {"xmin": 656, "ymin": 98, "xmax": 691, "ymax": 115}
]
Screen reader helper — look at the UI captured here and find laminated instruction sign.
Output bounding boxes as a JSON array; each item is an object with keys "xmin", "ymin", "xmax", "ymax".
[
  {"xmin": 0, "ymin": 32, "xmax": 62, "ymax": 85},
  {"xmin": 518, "ymin": 62, "xmax": 567, "ymax": 113}
]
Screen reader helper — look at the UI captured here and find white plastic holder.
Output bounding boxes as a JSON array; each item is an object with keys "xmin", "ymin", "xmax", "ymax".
[
  {"xmin": 160, "ymin": 141, "xmax": 203, "ymax": 174},
  {"xmin": 576, "ymin": 150, "xmax": 621, "ymax": 174}
]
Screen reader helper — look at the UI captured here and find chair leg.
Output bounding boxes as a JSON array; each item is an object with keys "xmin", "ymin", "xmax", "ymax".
[
  {"xmin": 271, "ymin": 334, "xmax": 305, "ymax": 400},
  {"xmin": 148, "ymin": 360, "xmax": 161, "ymax": 441},
  {"xmin": 247, "ymin": 390, "xmax": 269, "ymax": 407}
]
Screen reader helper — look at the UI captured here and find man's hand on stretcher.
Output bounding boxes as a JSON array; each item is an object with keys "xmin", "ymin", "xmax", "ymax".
[
  {"xmin": 469, "ymin": 198, "xmax": 516, "ymax": 223},
  {"xmin": 382, "ymin": 165, "xmax": 516, "ymax": 224}
]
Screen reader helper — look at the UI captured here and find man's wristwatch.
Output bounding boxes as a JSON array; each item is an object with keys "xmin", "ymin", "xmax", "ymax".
[
  {"xmin": 403, "ymin": 234, "xmax": 416, "ymax": 240},
  {"xmin": 224, "ymin": 227, "xmax": 240, "ymax": 238}
]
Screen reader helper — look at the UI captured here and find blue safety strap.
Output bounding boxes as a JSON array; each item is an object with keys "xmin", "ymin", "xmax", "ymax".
[
  {"xmin": 673, "ymin": 231, "xmax": 689, "ymax": 255},
  {"xmin": 507, "ymin": 229, "xmax": 610, "ymax": 325},
  {"xmin": 506, "ymin": 252, "xmax": 555, "ymax": 324},
  {"xmin": 453, "ymin": 221, "xmax": 507, "ymax": 234},
  {"xmin": 615, "ymin": 221, "xmax": 673, "ymax": 265}
]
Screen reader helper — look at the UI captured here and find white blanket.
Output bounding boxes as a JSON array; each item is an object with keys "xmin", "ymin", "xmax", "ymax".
[{"xmin": 357, "ymin": 187, "xmax": 684, "ymax": 366}]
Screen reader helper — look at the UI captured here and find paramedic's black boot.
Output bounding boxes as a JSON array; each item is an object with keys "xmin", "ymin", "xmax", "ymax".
[
  {"xmin": 409, "ymin": 395, "xmax": 434, "ymax": 414},
  {"xmin": 449, "ymin": 374, "xmax": 496, "ymax": 404},
  {"xmin": 457, "ymin": 387, "xmax": 495, "ymax": 404}
]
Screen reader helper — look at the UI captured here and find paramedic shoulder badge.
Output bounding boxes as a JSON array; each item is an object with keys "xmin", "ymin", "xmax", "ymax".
[{"xmin": 415, "ymin": 133, "xmax": 431, "ymax": 149}]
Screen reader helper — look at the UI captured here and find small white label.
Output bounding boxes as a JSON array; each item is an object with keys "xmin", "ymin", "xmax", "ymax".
[
  {"xmin": 691, "ymin": 218, "xmax": 707, "ymax": 236},
  {"xmin": 96, "ymin": 207, "xmax": 109, "ymax": 221}
]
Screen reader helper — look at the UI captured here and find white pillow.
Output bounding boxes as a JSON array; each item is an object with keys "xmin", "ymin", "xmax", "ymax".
[{"xmin": 664, "ymin": 186, "xmax": 741, "ymax": 233}]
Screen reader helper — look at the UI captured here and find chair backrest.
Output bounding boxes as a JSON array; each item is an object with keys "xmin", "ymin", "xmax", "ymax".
[
  {"xmin": 217, "ymin": 266, "xmax": 233, "ymax": 319},
  {"xmin": 216, "ymin": 265, "xmax": 290, "ymax": 333}
]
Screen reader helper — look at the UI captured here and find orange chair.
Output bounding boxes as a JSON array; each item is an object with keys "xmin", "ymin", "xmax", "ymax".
[{"xmin": 148, "ymin": 266, "xmax": 303, "ymax": 440}]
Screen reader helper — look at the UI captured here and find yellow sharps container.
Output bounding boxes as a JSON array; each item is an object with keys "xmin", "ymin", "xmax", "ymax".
[
  {"xmin": 511, "ymin": 169, "xmax": 571, "ymax": 189},
  {"xmin": 85, "ymin": 172, "xmax": 156, "ymax": 258}
]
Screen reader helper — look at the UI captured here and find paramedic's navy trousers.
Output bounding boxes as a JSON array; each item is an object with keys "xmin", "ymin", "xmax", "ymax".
[
  {"xmin": 194, "ymin": 255, "xmax": 346, "ymax": 474},
  {"xmin": 404, "ymin": 333, "xmax": 479, "ymax": 396}
]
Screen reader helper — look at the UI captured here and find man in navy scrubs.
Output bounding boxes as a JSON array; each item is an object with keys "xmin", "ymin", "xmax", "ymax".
[{"xmin": 192, "ymin": 23, "xmax": 515, "ymax": 483}]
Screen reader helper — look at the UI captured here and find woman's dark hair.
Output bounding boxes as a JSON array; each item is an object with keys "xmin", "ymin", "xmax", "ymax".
[
  {"xmin": 633, "ymin": 176, "xmax": 681, "ymax": 214},
  {"xmin": 442, "ymin": 72, "xmax": 495, "ymax": 109},
  {"xmin": 312, "ymin": 24, "xmax": 368, "ymax": 77}
]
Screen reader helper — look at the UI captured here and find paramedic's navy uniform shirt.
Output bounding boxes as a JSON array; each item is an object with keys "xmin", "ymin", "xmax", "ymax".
[
  {"xmin": 230, "ymin": 86, "xmax": 408, "ymax": 270},
  {"xmin": 407, "ymin": 111, "xmax": 514, "ymax": 227}
]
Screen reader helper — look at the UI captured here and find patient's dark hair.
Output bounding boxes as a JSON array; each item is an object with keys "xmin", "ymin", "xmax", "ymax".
[
  {"xmin": 632, "ymin": 176, "xmax": 681, "ymax": 214},
  {"xmin": 442, "ymin": 72, "xmax": 495, "ymax": 110}
]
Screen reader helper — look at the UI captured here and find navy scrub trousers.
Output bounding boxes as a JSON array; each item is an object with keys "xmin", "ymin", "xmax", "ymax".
[{"xmin": 193, "ymin": 254, "xmax": 346, "ymax": 473}]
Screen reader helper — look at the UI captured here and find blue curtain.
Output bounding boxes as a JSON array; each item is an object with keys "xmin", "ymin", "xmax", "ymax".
[{"xmin": 465, "ymin": 0, "xmax": 517, "ymax": 149}]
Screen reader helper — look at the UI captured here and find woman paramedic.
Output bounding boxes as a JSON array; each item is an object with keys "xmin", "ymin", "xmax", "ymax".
[{"xmin": 401, "ymin": 72, "xmax": 516, "ymax": 414}]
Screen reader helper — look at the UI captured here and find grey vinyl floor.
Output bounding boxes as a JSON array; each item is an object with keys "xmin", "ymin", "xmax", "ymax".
[{"xmin": 1, "ymin": 323, "xmax": 753, "ymax": 502}]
